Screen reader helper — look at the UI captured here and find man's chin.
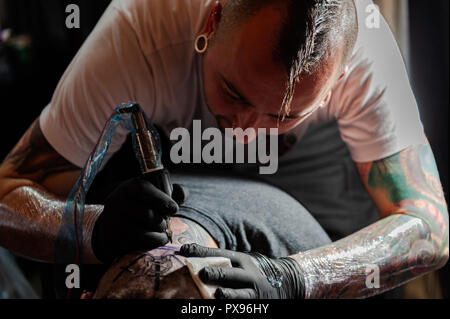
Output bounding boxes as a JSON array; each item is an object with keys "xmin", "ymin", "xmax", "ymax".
[{"xmin": 223, "ymin": 129, "xmax": 257, "ymax": 144}]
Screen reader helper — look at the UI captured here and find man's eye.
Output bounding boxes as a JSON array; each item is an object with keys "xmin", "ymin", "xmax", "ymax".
[{"xmin": 224, "ymin": 87, "xmax": 241, "ymax": 102}]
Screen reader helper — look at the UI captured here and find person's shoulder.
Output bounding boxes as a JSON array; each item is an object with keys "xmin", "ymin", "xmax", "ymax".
[
  {"xmin": 111, "ymin": 0, "xmax": 213, "ymax": 48},
  {"xmin": 352, "ymin": 0, "xmax": 396, "ymax": 53},
  {"xmin": 112, "ymin": 0, "xmax": 207, "ymax": 16}
]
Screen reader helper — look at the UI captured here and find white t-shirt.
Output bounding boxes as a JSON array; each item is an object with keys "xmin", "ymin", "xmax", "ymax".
[{"xmin": 40, "ymin": 0, "xmax": 427, "ymax": 168}]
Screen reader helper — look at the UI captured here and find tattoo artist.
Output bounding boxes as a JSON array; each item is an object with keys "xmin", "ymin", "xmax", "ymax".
[{"xmin": 0, "ymin": 0, "xmax": 448, "ymax": 299}]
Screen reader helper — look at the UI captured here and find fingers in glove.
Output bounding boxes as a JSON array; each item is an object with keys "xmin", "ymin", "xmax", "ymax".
[
  {"xmin": 179, "ymin": 244, "xmax": 242, "ymax": 265},
  {"xmin": 215, "ymin": 288, "xmax": 257, "ymax": 299},
  {"xmin": 172, "ymin": 184, "xmax": 188, "ymax": 206},
  {"xmin": 199, "ymin": 267, "xmax": 254, "ymax": 288},
  {"xmin": 138, "ymin": 231, "xmax": 170, "ymax": 248},
  {"xmin": 128, "ymin": 209, "xmax": 167, "ymax": 232},
  {"xmin": 140, "ymin": 217, "xmax": 168, "ymax": 233},
  {"xmin": 124, "ymin": 231, "xmax": 170, "ymax": 253},
  {"xmin": 136, "ymin": 180, "xmax": 179, "ymax": 216}
]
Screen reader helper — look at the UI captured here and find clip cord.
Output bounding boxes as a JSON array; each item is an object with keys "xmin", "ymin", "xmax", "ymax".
[{"xmin": 53, "ymin": 103, "xmax": 152, "ymax": 299}]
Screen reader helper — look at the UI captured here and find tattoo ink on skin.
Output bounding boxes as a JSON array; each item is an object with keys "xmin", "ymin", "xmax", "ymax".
[
  {"xmin": 291, "ymin": 145, "xmax": 448, "ymax": 298},
  {"xmin": 4, "ymin": 119, "xmax": 79, "ymax": 184},
  {"xmin": 110, "ymin": 217, "xmax": 218, "ymax": 291}
]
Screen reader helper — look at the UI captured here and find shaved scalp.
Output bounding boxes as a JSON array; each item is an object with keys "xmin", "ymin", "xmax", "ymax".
[{"xmin": 213, "ymin": 0, "xmax": 358, "ymax": 117}]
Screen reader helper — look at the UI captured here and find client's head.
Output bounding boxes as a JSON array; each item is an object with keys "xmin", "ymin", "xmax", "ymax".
[
  {"xmin": 94, "ymin": 245, "xmax": 202, "ymax": 299},
  {"xmin": 93, "ymin": 216, "xmax": 219, "ymax": 299}
]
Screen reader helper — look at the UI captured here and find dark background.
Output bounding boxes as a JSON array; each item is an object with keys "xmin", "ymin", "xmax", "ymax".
[
  {"xmin": 408, "ymin": 0, "xmax": 449, "ymax": 298},
  {"xmin": 0, "ymin": 0, "xmax": 448, "ymax": 298}
]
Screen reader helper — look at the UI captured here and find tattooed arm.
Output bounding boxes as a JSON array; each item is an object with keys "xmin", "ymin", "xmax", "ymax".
[
  {"xmin": 290, "ymin": 143, "xmax": 449, "ymax": 298},
  {"xmin": 0, "ymin": 118, "xmax": 103, "ymax": 263}
]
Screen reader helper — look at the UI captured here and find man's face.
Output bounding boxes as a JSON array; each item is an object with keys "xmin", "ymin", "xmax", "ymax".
[{"xmin": 203, "ymin": 4, "xmax": 343, "ymax": 143}]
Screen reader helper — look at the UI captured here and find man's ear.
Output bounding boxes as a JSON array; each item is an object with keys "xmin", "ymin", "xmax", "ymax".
[
  {"xmin": 205, "ymin": 0, "xmax": 223, "ymax": 36},
  {"xmin": 213, "ymin": 2, "xmax": 223, "ymax": 31},
  {"xmin": 195, "ymin": 1, "xmax": 223, "ymax": 53}
]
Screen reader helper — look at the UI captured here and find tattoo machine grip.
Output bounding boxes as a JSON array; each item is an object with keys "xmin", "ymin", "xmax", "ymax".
[
  {"xmin": 141, "ymin": 169, "xmax": 173, "ymax": 198},
  {"xmin": 128, "ymin": 103, "xmax": 174, "ymax": 238}
]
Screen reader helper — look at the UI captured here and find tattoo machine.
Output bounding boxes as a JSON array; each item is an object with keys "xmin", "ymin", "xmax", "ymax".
[{"xmin": 122, "ymin": 103, "xmax": 174, "ymax": 241}]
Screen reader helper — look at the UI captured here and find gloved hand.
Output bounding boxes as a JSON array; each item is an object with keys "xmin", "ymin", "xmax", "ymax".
[
  {"xmin": 91, "ymin": 175, "xmax": 187, "ymax": 264},
  {"xmin": 179, "ymin": 243, "xmax": 305, "ymax": 299}
]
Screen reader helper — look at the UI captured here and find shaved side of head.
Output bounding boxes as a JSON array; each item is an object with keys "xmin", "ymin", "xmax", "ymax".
[{"xmin": 212, "ymin": 0, "xmax": 358, "ymax": 117}]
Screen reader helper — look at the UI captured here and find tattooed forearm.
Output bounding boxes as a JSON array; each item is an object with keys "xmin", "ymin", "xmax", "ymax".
[
  {"xmin": 0, "ymin": 186, "xmax": 103, "ymax": 263},
  {"xmin": 291, "ymin": 144, "xmax": 449, "ymax": 298},
  {"xmin": 0, "ymin": 118, "xmax": 100, "ymax": 263},
  {"xmin": 2, "ymin": 118, "xmax": 80, "ymax": 184},
  {"xmin": 364, "ymin": 145, "xmax": 448, "ymax": 263}
]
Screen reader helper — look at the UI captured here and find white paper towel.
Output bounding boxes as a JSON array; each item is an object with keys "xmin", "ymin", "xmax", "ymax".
[{"xmin": 185, "ymin": 257, "xmax": 232, "ymax": 299}]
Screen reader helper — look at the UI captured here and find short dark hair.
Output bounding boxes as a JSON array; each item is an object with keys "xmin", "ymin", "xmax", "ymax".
[{"xmin": 215, "ymin": 0, "xmax": 358, "ymax": 119}]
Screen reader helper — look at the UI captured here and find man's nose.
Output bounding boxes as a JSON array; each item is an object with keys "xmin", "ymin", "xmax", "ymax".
[{"xmin": 234, "ymin": 110, "xmax": 262, "ymax": 131}]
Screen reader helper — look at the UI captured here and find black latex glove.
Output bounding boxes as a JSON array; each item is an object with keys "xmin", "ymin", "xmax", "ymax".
[
  {"xmin": 91, "ymin": 175, "xmax": 187, "ymax": 264},
  {"xmin": 180, "ymin": 243, "xmax": 305, "ymax": 299}
]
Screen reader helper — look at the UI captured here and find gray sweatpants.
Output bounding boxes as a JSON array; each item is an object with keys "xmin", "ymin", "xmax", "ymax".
[{"xmin": 172, "ymin": 173, "xmax": 332, "ymax": 258}]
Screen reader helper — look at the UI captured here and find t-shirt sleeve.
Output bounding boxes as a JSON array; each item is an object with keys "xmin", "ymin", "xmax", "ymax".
[
  {"xmin": 330, "ymin": 0, "xmax": 427, "ymax": 163},
  {"xmin": 39, "ymin": 1, "xmax": 157, "ymax": 168}
]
